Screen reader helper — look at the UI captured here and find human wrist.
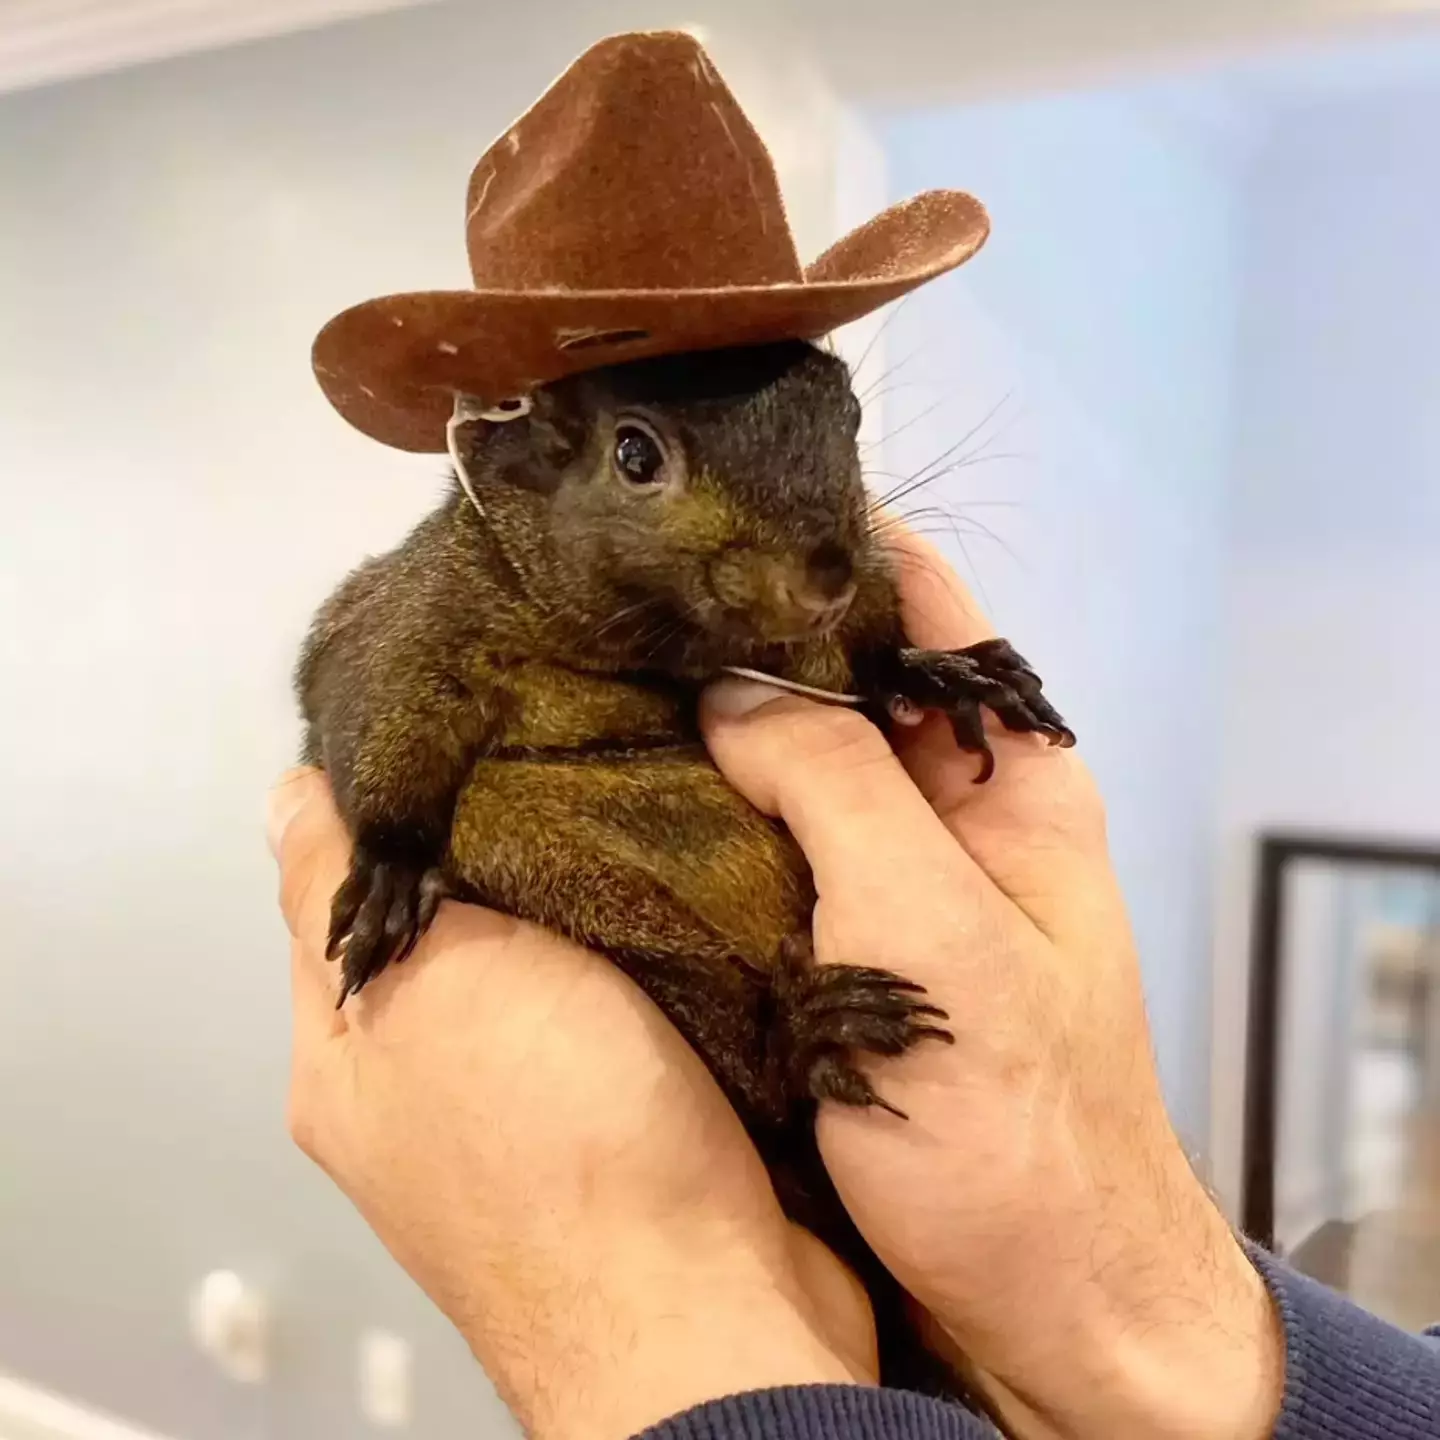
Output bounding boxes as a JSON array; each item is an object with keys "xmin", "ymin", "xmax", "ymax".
[
  {"xmin": 471, "ymin": 1228, "xmax": 864, "ymax": 1440},
  {"xmin": 945, "ymin": 1144, "xmax": 1284, "ymax": 1440},
  {"xmin": 1036, "ymin": 1208, "xmax": 1282, "ymax": 1440}
]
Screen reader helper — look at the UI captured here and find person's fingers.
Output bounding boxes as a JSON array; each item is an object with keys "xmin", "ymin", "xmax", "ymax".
[
  {"xmin": 270, "ymin": 769, "xmax": 346, "ymax": 937},
  {"xmin": 266, "ymin": 766, "xmax": 317, "ymax": 856},
  {"xmin": 885, "ymin": 529, "xmax": 1064, "ymax": 800},
  {"xmin": 285, "ymin": 928, "xmax": 345, "ymax": 1164},
  {"xmin": 267, "ymin": 770, "xmax": 353, "ymax": 1161},
  {"xmin": 881, "ymin": 527, "xmax": 996, "ymax": 651},
  {"xmin": 269, "ymin": 768, "xmax": 350, "ymax": 1012},
  {"xmin": 700, "ymin": 681, "xmax": 984, "ymax": 905},
  {"xmin": 875, "ymin": 532, "xmax": 1116, "ymax": 938},
  {"xmin": 902, "ymin": 713, "xmax": 1118, "ymax": 943},
  {"xmin": 897, "ymin": 709, "xmax": 1102, "ymax": 851}
]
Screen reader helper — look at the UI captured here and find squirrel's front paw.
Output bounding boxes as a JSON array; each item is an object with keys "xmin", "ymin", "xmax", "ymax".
[
  {"xmin": 769, "ymin": 934, "xmax": 953, "ymax": 1120},
  {"xmin": 881, "ymin": 639, "xmax": 1075, "ymax": 783},
  {"xmin": 327, "ymin": 844, "xmax": 449, "ymax": 1003}
]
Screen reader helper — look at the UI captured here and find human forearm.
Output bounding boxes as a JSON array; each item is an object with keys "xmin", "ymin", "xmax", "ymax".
[
  {"xmin": 944, "ymin": 1170, "xmax": 1284, "ymax": 1440},
  {"xmin": 472, "ymin": 1233, "xmax": 865, "ymax": 1440}
]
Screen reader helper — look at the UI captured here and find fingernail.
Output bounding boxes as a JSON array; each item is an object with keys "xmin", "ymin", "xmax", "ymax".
[
  {"xmin": 702, "ymin": 677, "xmax": 789, "ymax": 720},
  {"xmin": 266, "ymin": 768, "xmax": 317, "ymax": 857}
]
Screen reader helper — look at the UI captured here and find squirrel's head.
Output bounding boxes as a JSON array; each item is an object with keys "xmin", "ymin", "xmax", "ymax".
[{"xmin": 457, "ymin": 340, "xmax": 877, "ymax": 669}]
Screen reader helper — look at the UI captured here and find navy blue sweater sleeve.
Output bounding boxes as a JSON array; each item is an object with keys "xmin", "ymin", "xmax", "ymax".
[
  {"xmin": 637, "ymin": 1255, "xmax": 1439, "ymax": 1440},
  {"xmin": 1248, "ymin": 1246, "xmax": 1440, "ymax": 1439},
  {"xmin": 634, "ymin": 1385, "xmax": 997, "ymax": 1440}
]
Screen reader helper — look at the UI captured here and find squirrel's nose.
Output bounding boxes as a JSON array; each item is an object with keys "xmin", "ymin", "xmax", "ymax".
[
  {"xmin": 805, "ymin": 542, "xmax": 854, "ymax": 599},
  {"xmin": 782, "ymin": 544, "xmax": 857, "ymax": 629}
]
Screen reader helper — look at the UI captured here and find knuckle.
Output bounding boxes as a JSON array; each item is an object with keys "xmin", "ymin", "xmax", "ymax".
[
  {"xmin": 286, "ymin": 1089, "xmax": 320, "ymax": 1160},
  {"xmin": 278, "ymin": 849, "xmax": 324, "ymax": 940},
  {"xmin": 271, "ymin": 773, "xmax": 349, "ymax": 938},
  {"xmin": 1050, "ymin": 759, "xmax": 1108, "ymax": 843},
  {"xmin": 278, "ymin": 822, "xmax": 348, "ymax": 942},
  {"xmin": 1015, "ymin": 755, "xmax": 1109, "ymax": 860},
  {"xmin": 286, "ymin": 1068, "xmax": 342, "ymax": 1177},
  {"xmin": 790, "ymin": 705, "xmax": 891, "ymax": 772}
]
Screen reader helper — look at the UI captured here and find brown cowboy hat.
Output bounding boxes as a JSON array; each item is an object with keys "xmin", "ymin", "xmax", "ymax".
[{"xmin": 312, "ymin": 29, "xmax": 989, "ymax": 453}]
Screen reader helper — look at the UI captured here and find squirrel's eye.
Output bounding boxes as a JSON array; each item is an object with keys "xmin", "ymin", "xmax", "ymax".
[{"xmin": 613, "ymin": 423, "xmax": 667, "ymax": 487}]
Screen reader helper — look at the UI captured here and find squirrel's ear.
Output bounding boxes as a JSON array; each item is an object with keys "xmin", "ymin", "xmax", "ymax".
[
  {"xmin": 528, "ymin": 389, "xmax": 587, "ymax": 469},
  {"xmin": 466, "ymin": 384, "xmax": 587, "ymax": 496}
]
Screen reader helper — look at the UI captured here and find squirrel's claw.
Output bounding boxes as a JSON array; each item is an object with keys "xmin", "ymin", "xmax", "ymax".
[
  {"xmin": 327, "ymin": 847, "xmax": 448, "ymax": 1004},
  {"xmin": 767, "ymin": 933, "xmax": 954, "ymax": 1122},
  {"xmin": 877, "ymin": 638, "xmax": 1075, "ymax": 781}
]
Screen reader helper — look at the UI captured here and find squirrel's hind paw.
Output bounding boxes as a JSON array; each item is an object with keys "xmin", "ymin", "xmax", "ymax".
[{"xmin": 769, "ymin": 934, "xmax": 953, "ymax": 1120}]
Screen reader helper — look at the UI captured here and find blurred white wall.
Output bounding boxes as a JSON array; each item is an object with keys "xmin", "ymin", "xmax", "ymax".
[
  {"xmin": 1208, "ymin": 86, "xmax": 1440, "ymax": 1212},
  {"xmin": 878, "ymin": 90, "xmax": 1239, "ymax": 1145},
  {"xmin": 0, "ymin": 6, "xmax": 885, "ymax": 1436}
]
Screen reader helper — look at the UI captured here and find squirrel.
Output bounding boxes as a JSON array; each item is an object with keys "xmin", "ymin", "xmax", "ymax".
[{"xmin": 296, "ymin": 337, "xmax": 1073, "ymax": 1401}]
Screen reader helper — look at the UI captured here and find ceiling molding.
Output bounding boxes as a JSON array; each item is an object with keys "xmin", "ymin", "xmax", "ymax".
[
  {"xmin": 0, "ymin": 0, "xmax": 431, "ymax": 95},
  {"xmin": 10, "ymin": 0, "xmax": 1440, "ymax": 110}
]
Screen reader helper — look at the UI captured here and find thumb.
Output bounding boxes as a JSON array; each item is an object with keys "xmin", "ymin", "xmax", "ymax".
[
  {"xmin": 269, "ymin": 768, "xmax": 352, "ymax": 1022},
  {"xmin": 699, "ymin": 679, "xmax": 967, "ymax": 899}
]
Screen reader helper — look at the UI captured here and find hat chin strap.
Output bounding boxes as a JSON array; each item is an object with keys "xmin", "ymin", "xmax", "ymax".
[
  {"xmin": 445, "ymin": 392, "xmax": 865, "ymax": 712},
  {"xmin": 717, "ymin": 667, "xmax": 864, "ymax": 707},
  {"xmin": 445, "ymin": 392, "xmax": 535, "ymax": 520}
]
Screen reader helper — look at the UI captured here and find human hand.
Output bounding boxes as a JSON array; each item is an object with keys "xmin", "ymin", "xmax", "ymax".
[
  {"xmin": 269, "ymin": 769, "xmax": 873, "ymax": 1440},
  {"xmin": 699, "ymin": 534, "xmax": 1284, "ymax": 1440}
]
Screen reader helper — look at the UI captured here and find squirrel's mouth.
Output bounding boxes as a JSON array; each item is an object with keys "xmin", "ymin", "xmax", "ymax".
[
  {"xmin": 701, "ymin": 593, "xmax": 855, "ymax": 651},
  {"xmin": 699, "ymin": 552, "xmax": 859, "ymax": 651}
]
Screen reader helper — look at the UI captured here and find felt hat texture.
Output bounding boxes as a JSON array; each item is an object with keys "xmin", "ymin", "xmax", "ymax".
[{"xmin": 312, "ymin": 29, "xmax": 990, "ymax": 453}]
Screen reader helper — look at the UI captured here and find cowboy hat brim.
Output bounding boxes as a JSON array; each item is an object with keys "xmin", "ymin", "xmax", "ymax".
[{"xmin": 312, "ymin": 190, "xmax": 988, "ymax": 453}]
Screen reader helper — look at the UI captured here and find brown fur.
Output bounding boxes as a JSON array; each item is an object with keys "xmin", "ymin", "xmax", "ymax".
[{"xmin": 296, "ymin": 339, "xmax": 1072, "ymax": 1401}]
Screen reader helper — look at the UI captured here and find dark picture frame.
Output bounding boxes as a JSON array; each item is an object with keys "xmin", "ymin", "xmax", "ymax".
[{"xmin": 1241, "ymin": 831, "xmax": 1440, "ymax": 1249}]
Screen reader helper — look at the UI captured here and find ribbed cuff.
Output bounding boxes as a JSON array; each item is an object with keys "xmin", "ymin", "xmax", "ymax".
[
  {"xmin": 634, "ymin": 1385, "xmax": 997, "ymax": 1440},
  {"xmin": 1247, "ymin": 1244, "xmax": 1440, "ymax": 1440}
]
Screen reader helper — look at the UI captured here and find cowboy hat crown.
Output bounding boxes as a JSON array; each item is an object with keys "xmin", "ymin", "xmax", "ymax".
[{"xmin": 312, "ymin": 29, "xmax": 988, "ymax": 452}]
